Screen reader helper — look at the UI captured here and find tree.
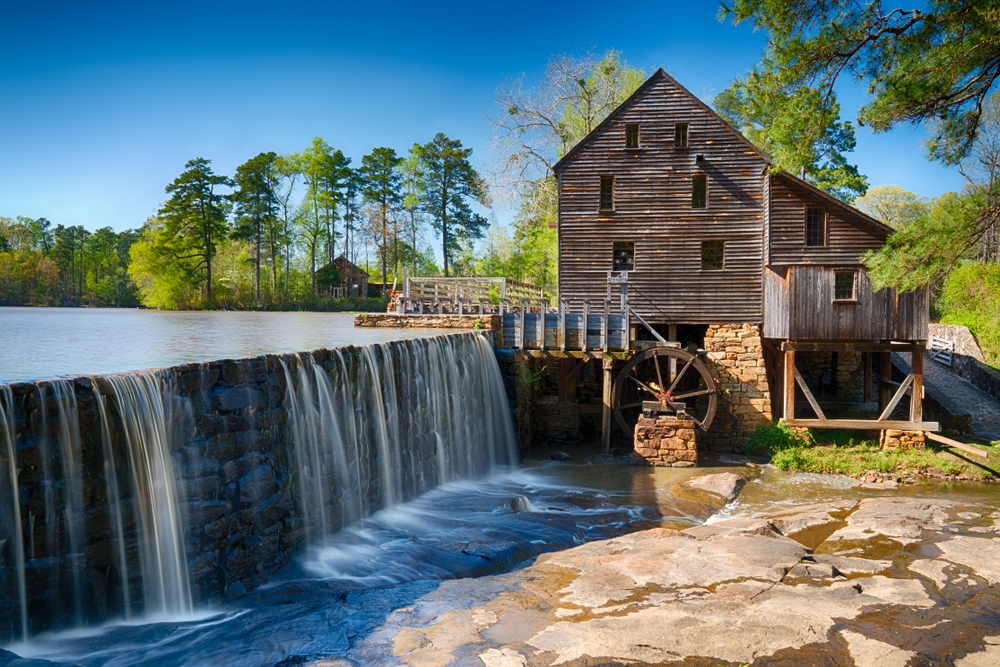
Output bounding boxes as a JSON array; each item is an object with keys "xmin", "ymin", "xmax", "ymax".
[
  {"xmin": 299, "ymin": 138, "xmax": 351, "ymax": 293},
  {"xmin": 231, "ymin": 151, "xmax": 280, "ymax": 302},
  {"xmin": 128, "ymin": 220, "xmax": 201, "ymax": 309},
  {"xmin": 714, "ymin": 84, "xmax": 868, "ymax": 201},
  {"xmin": 723, "ymin": 1, "xmax": 1000, "ymax": 166},
  {"xmin": 361, "ymin": 147, "xmax": 403, "ymax": 294},
  {"xmin": 400, "ymin": 153, "xmax": 427, "ymax": 278},
  {"xmin": 157, "ymin": 158, "xmax": 231, "ymax": 303},
  {"xmin": 853, "ymin": 185, "xmax": 929, "ymax": 229},
  {"xmin": 275, "ymin": 153, "xmax": 301, "ymax": 298},
  {"xmin": 413, "ymin": 133, "xmax": 489, "ymax": 277}
]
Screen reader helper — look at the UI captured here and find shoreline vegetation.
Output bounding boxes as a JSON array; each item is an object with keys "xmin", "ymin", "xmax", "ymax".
[{"xmin": 747, "ymin": 422, "xmax": 1000, "ymax": 483}]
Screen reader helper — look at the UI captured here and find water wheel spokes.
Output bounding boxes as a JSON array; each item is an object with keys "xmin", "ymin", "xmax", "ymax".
[{"xmin": 612, "ymin": 347, "xmax": 718, "ymax": 436}]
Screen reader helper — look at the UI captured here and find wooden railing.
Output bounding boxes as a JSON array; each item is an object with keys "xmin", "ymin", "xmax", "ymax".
[{"xmin": 397, "ymin": 277, "xmax": 549, "ymax": 315}]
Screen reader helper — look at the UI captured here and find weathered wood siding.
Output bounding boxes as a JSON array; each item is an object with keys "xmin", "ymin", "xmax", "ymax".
[
  {"xmin": 764, "ymin": 266, "xmax": 928, "ymax": 340},
  {"xmin": 769, "ymin": 173, "xmax": 888, "ymax": 265},
  {"xmin": 555, "ymin": 72, "xmax": 768, "ymax": 325}
]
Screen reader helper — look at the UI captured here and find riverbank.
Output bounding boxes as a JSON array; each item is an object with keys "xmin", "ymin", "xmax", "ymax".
[{"xmin": 747, "ymin": 422, "xmax": 1000, "ymax": 484}]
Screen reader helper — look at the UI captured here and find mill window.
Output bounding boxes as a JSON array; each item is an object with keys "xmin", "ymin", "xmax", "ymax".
[
  {"xmin": 701, "ymin": 240, "xmax": 724, "ymax": 270},
  {"xmin": 625, "ymin": 124, "xmax": 639, "ymax": 148},
  {"xmin": 692, "ymin": 174, "xmax": 707, "ymax": 208},
  {"xmin": 834, "ymin": 271, "xmax": 856, "ymax": 301},
  {"xmin": 675, "ymin": 123, "xmax": 689, "ymax": 148},
  {"xmin": 806, "ymin": 207, "xmax": 826, "ymax": 246},
  {"xmin": 613, "ymin": 241, "xmax": 634, "ymax": 272},
  {"xmin": 599, "ymin": 175, "xmax": 614, "ymax": 211}
]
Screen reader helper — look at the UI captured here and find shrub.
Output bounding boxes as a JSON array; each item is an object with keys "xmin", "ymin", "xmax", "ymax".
[{"xmin": 744, "ymin": 421, "xmax": 810, "ymax": 460}]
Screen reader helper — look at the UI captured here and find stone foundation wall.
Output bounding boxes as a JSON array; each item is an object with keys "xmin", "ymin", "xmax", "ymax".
[
  {"xmin": 632, "ymin": 415, "xmax": 697, "ymax": 467},
  {"xmin": 354, "ymin": 313, "xmax": 501, "ymax": 332},
  {"xmin": 879, "ymin": 429, "xmax": 926, "ymax": 450},
  {"xmin": 702, "ymin": 324, "xmax": 772, "ymax": 453}
]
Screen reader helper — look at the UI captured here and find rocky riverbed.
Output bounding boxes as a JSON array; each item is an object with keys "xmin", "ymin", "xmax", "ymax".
[{"xmin": 356, "ymin": 491, "xmax": 1000, "ymax": 666}]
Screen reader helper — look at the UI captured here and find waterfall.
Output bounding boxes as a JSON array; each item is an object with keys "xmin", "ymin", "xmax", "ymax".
[
  {"xmin": 283, "ymin": 333, "xmax": 517, "ymax": 541},
  {"xmin": 102, "ymin": 372, "xmax": 192, "ymax": 617},
  {"xmin": 0, "ymin": 387, "xmax": 27, "ymax": 642}
]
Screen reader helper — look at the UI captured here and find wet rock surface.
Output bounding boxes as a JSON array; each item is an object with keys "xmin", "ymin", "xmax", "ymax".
[{"xmin": 364, "ymin": 497, "xmax": 1000, "ymax": 666}]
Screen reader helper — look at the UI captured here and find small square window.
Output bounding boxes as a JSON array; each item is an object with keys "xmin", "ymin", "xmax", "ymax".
[
  {"xmin": 625, "ymin": 124, "xmax": 639, "ymax": 149},
  {"xmin": 675, "ymin": 123, "xmax": 689, "ymax": 148},
  {"xmin": 806, "ymin": 207, "xmax": 825, "ymax": 246},
  {"xmin": 692, "ymin": 174, "xmax": 707, "ymax": 208},
  {"xmin": 613, "ymin": 241, "xmax": 634, "ymax": 272},
  {"xmin": 701, "ymin": 240, "xmax": 724, "ymax": 270},
  {"xmin": 834, "ymin": 271, "xmax": 855, "ymax": 301},
  {"xmin": 599, "ymin": 176, "xmax": 614, "ymax": 211}
]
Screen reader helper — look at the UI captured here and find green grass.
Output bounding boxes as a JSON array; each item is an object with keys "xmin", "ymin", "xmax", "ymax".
[{"xmin": 746, "ymin": 422, "xmax": 998, "ymax": 480}]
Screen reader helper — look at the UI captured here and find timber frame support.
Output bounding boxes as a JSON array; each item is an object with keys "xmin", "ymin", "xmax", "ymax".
[{"xmin": 779, "ymin": 341, "xmax": 938, "ymax": 432}]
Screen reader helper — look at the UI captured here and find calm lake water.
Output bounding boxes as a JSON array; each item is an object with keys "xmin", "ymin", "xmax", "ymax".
[{"xmin": 0, "ymin": 307, "xmax": 441, "ymax": 383}]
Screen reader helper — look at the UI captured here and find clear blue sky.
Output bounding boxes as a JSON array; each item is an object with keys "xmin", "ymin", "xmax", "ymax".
[{"xmin": 0, "ymin": 0, "xmax": 966, "ymax": 234}]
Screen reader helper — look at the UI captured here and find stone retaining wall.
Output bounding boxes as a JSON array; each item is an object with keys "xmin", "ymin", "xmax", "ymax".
[
  {"xmin": 702, "ymin": 323, "xmax": 772, "ymax": 453},
  {"xmin": 879, "ymin": 429, "xmax": 926, "ymax": 450},
  {"xmin": 354, "ymin": 313, "xmax": 501, "ymax": 332},
  {"xmin": 0, "ymin": 332, "xmax": 510, "ymax": 640},
  {"xmin": 928, "ymin": 323, "xmax": 1000, "ymax": 403},
  {"xmin": 632, "ymin": 415, "xmax": 697, "ymax": 467}
]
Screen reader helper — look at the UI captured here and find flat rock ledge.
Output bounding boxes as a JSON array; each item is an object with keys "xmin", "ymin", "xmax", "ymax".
[{"xmin": 356, "ymin": 497, "xmax": 1000, "ymax": 667}]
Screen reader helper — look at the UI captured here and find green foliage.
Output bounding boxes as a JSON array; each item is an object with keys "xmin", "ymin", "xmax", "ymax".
[
  {"xmin": 413, "ymin": 133, "xmax": 489, "ymax": 277},
  {"xmin": 715, "ymin": 84, "xmax": 867, "ymax": 201},
  {"xmin": 231, "ymin": 151, "xmax": 281, "ymax": 302},
  {"xmin": 939, "ymin": 262, "xmax": 1000, "ymax": 367},
  {"xmin": 723, "ymin": 0, "xmax": 1000, "ymax": 166},
  {"xmin": 862, "ymin": 189, "xmax": 987, "ymax": 292},
  {"xmin": 853, "ymin": 185, "xmax": 929, "ymax": 229},
  {"xmin": 744, "ymin": 421, "xmax": 811, "ymax": 460},
  {"xmin": 361, "ymin": 147, "xmax": 403, "ymax": 291}
]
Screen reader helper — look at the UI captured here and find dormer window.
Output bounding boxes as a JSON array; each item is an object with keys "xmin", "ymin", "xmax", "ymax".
[
  {"xmin": 675, "ymin": 123, "xmax": 689, "ymax": 148},
  {"xmin": 692, "ymin": 174, "xmax": 707, "ymax": 208},
  {"xmin": 599, "ymin": 175, "xmax": 614, "ymax": 211},
  {"xmin": 625, "ymin": 124, "xmax": 639, "ymax": 149},
  {"xmin": 806, "ymin": 207, "xmax": 826, "ymax": 246}
]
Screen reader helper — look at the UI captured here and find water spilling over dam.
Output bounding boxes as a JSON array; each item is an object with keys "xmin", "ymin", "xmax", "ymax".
[{"xmin": 0, "ymin": 332, "xmax": 517, "ymax": 642}]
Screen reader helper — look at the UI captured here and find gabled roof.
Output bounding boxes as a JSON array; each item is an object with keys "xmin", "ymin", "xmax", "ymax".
[
  {"xmin": 331, "ymin": 255, "xmax": 369, "ymax": 276},
  {"xmin": 772, "ymin": 170, "xmax": 894, "ymax": 236},
  {"xmin": 552, "ymin": 68, "xmax": 770, "ymax": 173}
]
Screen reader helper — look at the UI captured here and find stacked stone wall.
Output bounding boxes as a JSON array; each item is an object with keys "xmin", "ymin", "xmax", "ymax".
[
  {"xmin": 879, "ymin": 429, "xmax": 926, "ymax": 450},
  {"xmin": 632, "ymin": 416, "xmax": 697, "ymax": 467},
  {"xmin": 354, "ymin": 313, "xmax": 500, "ymax": 332},
  {"xmin": 702, "ymin": 324, "xmax": 772, "ymax": 453}
]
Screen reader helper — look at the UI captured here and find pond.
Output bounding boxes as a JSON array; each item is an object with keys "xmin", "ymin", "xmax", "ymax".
[{"xmin": 0, "ymin": 308, "xmax": 440, "ymax": 383}]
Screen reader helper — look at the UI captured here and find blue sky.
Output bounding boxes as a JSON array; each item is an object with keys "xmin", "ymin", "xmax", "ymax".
[{"xmin": 0, "ymin": 0, "xmax": 967, "ymax": 235}]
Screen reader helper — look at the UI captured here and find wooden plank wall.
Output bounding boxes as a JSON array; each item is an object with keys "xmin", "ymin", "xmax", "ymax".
[
  {"xmin": 769, "ymin": 173, "xmax": 887, "ymax": 265},
  {"xmin": 776, "ymin": 266, "xmax": 929, "ymax": 340},
  {"xmin": 555, "ymin": 72, "xmax": 769, "ymax": 325},
  {"xmin": 763, "ymin": 266, "xmax": 789, "ymax": 339}
]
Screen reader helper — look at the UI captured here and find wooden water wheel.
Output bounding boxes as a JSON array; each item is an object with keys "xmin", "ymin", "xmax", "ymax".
[{"xmin": 612, "ymin": 347, "xmax": 718, "ymax": 434}]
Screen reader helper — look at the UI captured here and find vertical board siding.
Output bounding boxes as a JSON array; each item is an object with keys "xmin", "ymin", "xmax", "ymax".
[
  {"xmin": 782, "ymin": 266, "xmax": 928, "ymax": 340},
  {"xmin": 769, "ymin": 173, "xmax": 888, "ymax": 265},
  {"xmin": 555, "ymin": 73, "xmax": 768, "ymax": 324},
  {"xmin": 763, "ymin": 266, "xmax": 789, "ymax": 339}
]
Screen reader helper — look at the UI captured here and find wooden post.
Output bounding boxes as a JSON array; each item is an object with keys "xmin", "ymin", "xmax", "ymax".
[
  {"xmin": 784, "ymin": 349, "xmax": 796, "ymax": 421},
  {"xmin": 864, "ymin": 351, "xmax": 872, "ymax": 404},
  {"xmin": 539, "ymin": 308, "xmax": 547, "ymax": 351},
  {"xmin": 668, "ymin": 323, "xmax": 678, "ymax": 381},
  {"xmin": 518, "ymin": 304, "xmax": 526, "ymax": 350},
  {"xmin": 910, "ymin": 348, "xmax": 924, "ymax": 423},
  {"xmin": 879, "ymin": 351, "xmax": 892, "ymax": 414},
  {"xmin": 602, "ymin": 300, "xmax": 610, "ymax": 352},
  {"xmin": 602, "ymin": 356, "xmax": 614, "ymax": 455},
  {"xmin": 583, "ymin": 300, "xmax": 591, "ymax": 352},
  {"xmin": 559, "ymin": 299, "xmax": 567, "ymax": 352}
]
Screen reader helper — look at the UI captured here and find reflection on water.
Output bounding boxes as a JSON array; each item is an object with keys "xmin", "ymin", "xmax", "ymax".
[
  {"xmin": 0, "ymin": 308, "xmax": 441, "ymax": 383},
  {"xmin": 9, "ymin": 448, "xmax": 1000, "ymax": 667}
]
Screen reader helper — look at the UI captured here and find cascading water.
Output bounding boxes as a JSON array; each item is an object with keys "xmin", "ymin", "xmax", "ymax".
[
  {"xmin": 0, "ymin": 387, "xmax": 28, "ymax": 642},
  {"xmin": 282, "ymin": 334, "xmax": 518, "ymax": 546},
  {"xmin": 101, "ymin": 372, "xmax": 192, "ymax": 617}
]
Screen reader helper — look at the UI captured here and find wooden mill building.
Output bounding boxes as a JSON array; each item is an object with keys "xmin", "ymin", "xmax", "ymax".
[{"xmin": 507, "ymin": 68, "xmax": 933, "ymax": 455}]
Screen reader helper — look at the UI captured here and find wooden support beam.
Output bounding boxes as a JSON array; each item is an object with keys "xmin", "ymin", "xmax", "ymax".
[
  {"xmin": 602, "ymin": 301, "xmax": 610, "ymax": 352},
  {"xmin": 910, "ymin": 350, "xmax": 923, "ymax": 423},
  {"xmin": 602, "ymin": 356, "xmax": 614, "ymax": 455},
  {"xmin": 794, "ymin": 365, "xmax": 827, "ymax": 421},
  {"xmin": 926, "ymin": 432, "xmax": 989, "ymax": 459},
  {"xmin": 668, "ymin": 323, "xmax": 678, "ymax": 381},
  {"xmin": 518, "ymin": 305, "xmax": 526, "ymax": 350},
  {"xmin": 781, "ymin": 418, "xmax": 939, "ymax": 431},
  {"xmin": 782, "ymin": 342, "xmax": 924, "ymax": 353},
  {"xmin": 817, "ymin": 402, "xmax": 879, "ymax": 412},
  {"xmin": 784, "ymin": 349, "xmax": 796, "ymax": 422},
  {"xmin": 559, "ymin": 302, "xmax": 567, "ymax": 352},
  {"xmin": 879, "ymin": 351, "xmax": 892, "ymax": 414},
  {"xmin": 878, "ymin": 373, "xmax": 913, "ymax": 422}
]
